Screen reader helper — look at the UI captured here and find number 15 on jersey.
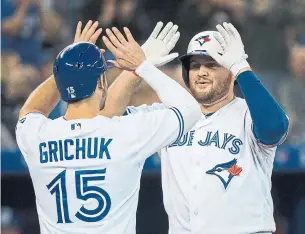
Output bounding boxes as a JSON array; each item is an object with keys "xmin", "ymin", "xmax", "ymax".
[{"xmin": 47, "ymin": 169, "xmax": 111, "ymax": 223}]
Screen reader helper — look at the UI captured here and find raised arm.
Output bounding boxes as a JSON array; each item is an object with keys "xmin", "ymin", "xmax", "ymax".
[
  {"xmin": 206, "ymin": 22, "xmax": 289, "ymax": 145},
  {"xmin": 19, "ymin": 21, "xmax": 103, "ymax": 119},
  {"xmin": 102, "ymin": 27, "xmax": 201, "ymax": 129},
  {"xmin": 100, "ymin": 22, "xmax": 180, "ymax": 116}
]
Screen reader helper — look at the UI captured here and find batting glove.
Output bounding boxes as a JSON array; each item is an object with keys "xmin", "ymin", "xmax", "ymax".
[
  {"xmin": 141, "ymin": 22, "xmax": 180, "ymax": 67},
  {"xmin": 205, "ymin": 22, "xmax": 250, "ymax": 77}
]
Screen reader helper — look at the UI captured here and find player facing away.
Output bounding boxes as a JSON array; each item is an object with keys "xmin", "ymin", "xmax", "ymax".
[
  {"xmin": 104, "ymin": 23, "xmax": 289, "ymax": 234},
  {"xmin": 15, "ymin": 21, "xmax": 201, "ymax": 234}
]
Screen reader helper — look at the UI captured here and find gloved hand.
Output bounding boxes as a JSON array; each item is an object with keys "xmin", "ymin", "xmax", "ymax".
[
  {"xmin": 141, "ymin": 21, "xmax": 180, "ymax": 67},
  {"xmin": 205, "ymin": 22, "xmax": 250, "ymax": 77}
]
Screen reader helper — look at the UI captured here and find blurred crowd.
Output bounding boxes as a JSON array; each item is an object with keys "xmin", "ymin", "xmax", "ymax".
[{"xmin": 1, "ymin": 0, "xmax": 305, "ymax": 150}]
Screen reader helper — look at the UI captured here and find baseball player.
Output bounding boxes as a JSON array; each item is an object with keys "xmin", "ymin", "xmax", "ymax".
[
  {"xmin": 15, "ymin": 20, "xmax": 201, "ymax": 234},
  {"xmin": 105, "ymin": 22, "xmax": 289, "ymax": 234}
]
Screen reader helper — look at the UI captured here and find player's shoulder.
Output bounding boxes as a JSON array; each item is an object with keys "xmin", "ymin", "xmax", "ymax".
[
  {"xmin": 229, "ymin": 97, "xmax": 248, "ymax": 113},
  {"xmin": 40, "ymin": 115, "xmax": 123, "ymax": 140},
  {"xmin": 16, "ymin": 112, "xmax": 49, "ymax": 130},
  {"xmin": 16, "ymin": 113, "xmax": 53, "ymax": 145},
  {"xmin": 125, "ymin": 102, "xmax": 166, "ymax": 115},
  {"xmin": 231, "ymin": 97, "xmax": 247, "ymax": 107},
  {"xmin": 217, "ymin": 97, "xmax": 249, "ymax": 121}
]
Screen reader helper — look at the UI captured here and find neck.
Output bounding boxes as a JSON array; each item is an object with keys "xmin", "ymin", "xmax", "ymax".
[
  {"xmin": 65, "ymin": 99, "xmax": 100, "ymax": 120},
  {"xmin": 200, "ymin": 92, "xmax": 235, "ymax": 115}
]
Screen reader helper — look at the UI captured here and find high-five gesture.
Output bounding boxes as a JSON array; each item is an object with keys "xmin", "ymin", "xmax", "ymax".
[
  {"xmin": 73, "ymin": 20, "xmax": 103, "ymax": 44},
  {"xmin": 103, "ymin": 27, "xmax": 146, "ymax": 71},
  {"xmin": 205, "ymin": 22, "xmax": 250, "ymax": 76},
  {"xmin": 141, "ymin": 21, "xmax": 180, "ymax": 67}
]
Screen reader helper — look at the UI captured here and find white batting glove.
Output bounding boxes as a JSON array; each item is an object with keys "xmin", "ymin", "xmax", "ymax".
[
  {"xmin": 141, "ymin": 22, "xmax": 180, "ymax": 67},
  {"xmin": 205, "ymin": 22, "xmax": 250, "ymax": 77}
]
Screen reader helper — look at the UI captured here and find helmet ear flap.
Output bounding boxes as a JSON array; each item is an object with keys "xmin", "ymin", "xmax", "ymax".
[
  {"xmin": 182, "ymin": 65, "xmax": 190, "ymax": 88},
  {"xmin": 180, "ymin": 56, "xmax": 191, "ymax": 88}
]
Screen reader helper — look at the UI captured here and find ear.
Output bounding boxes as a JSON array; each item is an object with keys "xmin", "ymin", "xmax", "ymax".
[
  {"xmin": 98, "ymin": 78, "xmax": 103, "ymax": 89},
  {"xmin": 98, "ymin": 73, "xmax": 108, "ymax": 90},
  {"xmin": 231, "ymin": 71, "xmax": 236, "ymax": 81}
]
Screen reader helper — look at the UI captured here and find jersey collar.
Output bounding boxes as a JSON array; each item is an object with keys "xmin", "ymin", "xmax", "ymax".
[{"xmin": 195, "ymin": 97, "xmax": 239, "ymax": 128}]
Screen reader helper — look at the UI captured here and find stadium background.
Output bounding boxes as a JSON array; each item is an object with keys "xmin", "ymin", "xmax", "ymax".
[{"xmin": 1, "ymin": 0, "xmax": 305, "ymax": 233}]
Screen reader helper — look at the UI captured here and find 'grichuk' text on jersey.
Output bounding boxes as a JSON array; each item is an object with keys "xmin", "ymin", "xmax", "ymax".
[
  {"xmin": 15, "ymin": 107, "xmax": 185, "ymax": 234},
  {"xmin": 126, "ymin": 98, "xmax": 287, "ymax": 234}
]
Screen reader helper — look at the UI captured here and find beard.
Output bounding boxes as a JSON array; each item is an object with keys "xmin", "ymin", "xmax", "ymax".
[{"xmin": 190, "ymin": 73, "xmax": 232, "ymax": 105}]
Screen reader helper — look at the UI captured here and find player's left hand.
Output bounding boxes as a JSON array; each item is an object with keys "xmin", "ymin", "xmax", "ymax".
[
  {"xmin": 205, "ymin": 22, "xmax": 250, "ymax": 77},
  {"xmin": 141, "ymin": 22, "xmax": 180, "ymax": 67},
  {"xmin": 73, "ymin": 20, "xmax": 103, "ymax": 45},
  {"xmin": 102, "ymin": 27, "xmax": 146, "ymax": 71}
]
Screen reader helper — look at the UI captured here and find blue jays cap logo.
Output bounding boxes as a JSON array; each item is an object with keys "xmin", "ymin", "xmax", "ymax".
[
  {"xmin": 195, "ymin": 35, "xmax": 211, "ymax": 46},
  {"xmin": 206, "ymin": 159, "xmax": 242, "ymax": 189}
]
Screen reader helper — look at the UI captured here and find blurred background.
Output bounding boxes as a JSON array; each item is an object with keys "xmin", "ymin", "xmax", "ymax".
[{"xmin": 1, "ymin": 0, "xmax": 305, "ymax": 233}]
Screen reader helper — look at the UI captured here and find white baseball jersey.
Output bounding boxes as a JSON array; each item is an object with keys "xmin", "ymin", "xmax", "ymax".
[
  {"xmin": 15, "ymin": 107, "xmax": 186, "ymax": 234},
  {"xmin": 126, "ymin": 98, "xmax": 287, "ymax": 234}
]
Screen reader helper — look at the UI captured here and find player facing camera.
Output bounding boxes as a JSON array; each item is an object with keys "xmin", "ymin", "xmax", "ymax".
[
  {"xmin": 116, "ymin": 22, "xmax": 289, "ymax": 234},
  {"xmin": 53, "ymin": 42, "xmax": 108, "ymax": 111},
  {"xmin": 179, "ymin": 31, "xmax": 235, "ymax": 106}
]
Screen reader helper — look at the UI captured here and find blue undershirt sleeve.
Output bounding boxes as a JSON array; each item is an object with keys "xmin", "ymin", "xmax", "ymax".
[{"xmin": 236, "ymin": 71, "xmax": 289, "ymax": 145}]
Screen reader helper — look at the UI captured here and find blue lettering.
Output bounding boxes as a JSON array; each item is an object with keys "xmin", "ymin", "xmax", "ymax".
[
  {"xmin": 39, "ymin": 137, "xmax": 113, "ymax": 164},
  {"xmin": 221, "ymin": 133, "xmax": 235, "ymax": 149},
  {"xmin": 178, "ymin": 133, "xmax": 188, "ymax": 146},
  {"xmin": 58, "ymin": 140, "xmax": 64, "ymax": 161},
  {"xmin": 198, "ymin": 131, "xmax": 212, "ymax": 146},
  {"xmin": 229, "ymin": 139, "xmax": 243, "ymax": 154},
  {"xmin": 168, "ymin": 141, "xmax": 178, "ymax": 148},
  {"xmin": 99, "ymin": 138, "xmax": 112, "ymax": 159},
  {"xmin": 48, "ymin": 141, "xmax": 58, "ymax": 162},
  {"xmin": 187, "ymin": 130, "xmax": 195, "ymax": 146},
  {"xmin": 209, "ymin": 131, "xmax": 220, "ymax": 148},
  {"xmin": 39, "ymin": 142, "xmax": 48, "ymax": 163},
  {"xmin": 87, "ymin": 137, "xmax": 98, "ymax": 158},
  {"xmin": 64, "ymin": 139, "xmax": 74, "ymax": 160},
  {"xmin": 76, "ymin": 138, "xmax": 86, "ymax": 159}
]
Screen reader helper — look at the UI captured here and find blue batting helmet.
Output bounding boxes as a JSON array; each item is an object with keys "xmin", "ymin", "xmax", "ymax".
[
  {"xmin": 179, "ymin": 31, "xmax": 224, "ymax": 88},
  {"xmin": 53, "ymin": 42, "xmax": 107, "ymax": 102}
]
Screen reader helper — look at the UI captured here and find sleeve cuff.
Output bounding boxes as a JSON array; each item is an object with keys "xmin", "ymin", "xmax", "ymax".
[
  {"xmin": 251, "ymin": 122, "xmax": 289, "ymax": 147},
  {"xmin": 231, "ymin": 60, "xmax": 250, "ymax": 77},
  {"xmin": 135, "ymin": 60, "xmax": 154, "ymax": 77}
]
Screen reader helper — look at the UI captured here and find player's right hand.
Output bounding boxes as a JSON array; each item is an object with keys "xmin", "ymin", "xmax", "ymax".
[
  {"xmin": 73, "ymin": 20, "xmax": 103, "ymax": 45},
  {"xmin": 102, "ymin": 27, "xmax": 146, "ymax": 71},
  {"xmin": 205, "ymin": 22, "xmax": 250, "ymax": 77},
  {"xmin": 141, "ymin": 21, "xmax": 180, "ymax": 67}
]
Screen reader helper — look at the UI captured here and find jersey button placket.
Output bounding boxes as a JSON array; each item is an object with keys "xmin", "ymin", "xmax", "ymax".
[
  {"xmin": 191, "ymin": 133, "xmax": 203, "ymax": 231},
  {"xmin": 190, "ymin": 157, "xmax": 202, "ymax": 230}
]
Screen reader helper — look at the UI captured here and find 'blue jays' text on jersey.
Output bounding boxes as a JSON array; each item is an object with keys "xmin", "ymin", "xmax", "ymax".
[
  {"xmin": 15, "ymin": 107, "xmax": 186, "ymax": 234},
  {"xmin": 125, "ymin": 98, "xmax": 288, "ymax": 234}
]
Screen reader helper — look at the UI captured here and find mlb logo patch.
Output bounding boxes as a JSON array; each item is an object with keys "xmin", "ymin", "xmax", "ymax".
[
  {"xmin": 71, "ymin": 123, "xmax": 81, "ymax": 130},
  {"xmin": 195, "ymin": 35, "xmax": 211, "ymax": 46},
  {"xmin": 69, "ymin": 93, "xmax": 76, "ymax": 99},
  {"xmin": 19, "ymin": 117, "xmax": 26, "ymax": 123}
]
